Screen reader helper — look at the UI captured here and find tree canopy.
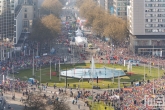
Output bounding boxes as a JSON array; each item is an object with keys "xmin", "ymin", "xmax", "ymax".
[
  {"xmin": 23, "ymin": 93, "xmax": 70, "ymax": 110},
  {"xmin": 41, "ymin": 0, "xmax": 62, "ymax": 17},
  {"xmin": 29, "ymin": 14, "xmax": 61, "ymax": 42},
  {"xmin": 78, "ymin": 0, "xmax": 128, "ymax": 44},
  {"xmin": 41, "ymin": 14, "xmax": 61, "ymax": 36}
]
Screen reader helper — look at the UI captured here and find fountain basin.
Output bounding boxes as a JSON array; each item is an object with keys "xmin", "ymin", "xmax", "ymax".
[{"xmin": 60, "ymin": 68, "xmax": 126, "ymax": 79}]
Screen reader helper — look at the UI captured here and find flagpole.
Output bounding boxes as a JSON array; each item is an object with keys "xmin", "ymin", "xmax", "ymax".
[
  {"xmin": 40, "ymin": 64, "xmax": 41, "ymax": 83},
  {"xmin": 158, "ymin": 56, "xmax": 160, "ymax": 79},
  {"xmin": 144, "ymin": 63, "xmax": 145, "ymax": 81},
  {"xmin": 32, "ymin": 49, "xmax": 34, "ymax": 76},
  {"xmin": 37, "ymin": 42, "xmax": 38, "ymax": 56},
  {"xmin": 91, "ymin": 57, "xmax": 94, "ymax": 110},
  {"xmin": 55, "ymin": 63, "xmax": 56, "ymax": 71},
  {"xmin": 59, "ymin": 60, "xmax": 61, "ymax": 81},
  {"xmin": 118, "ymin": 71, "xmax": 120, "ymax": 91},
  {"xmin": 50, "ymin": 59, "xmax": 51, "ymax": 80},
  {"xmin": 153, "ymin": 78, "xmax": 154, "ymax": 94}
]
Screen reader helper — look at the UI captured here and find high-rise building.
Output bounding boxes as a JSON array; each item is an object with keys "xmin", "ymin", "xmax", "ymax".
[
  {"xmin": 128, "ymin": 0, "xmax": 165, "ymax": 56},
  {"xmin": 113, "ymin": 0, "xmax": 130, "ymax": 19},
  {"xmin": 0, "ymin": 0, "xmax": 19, "ymax": 59},
  {"xmin": 0, "ymin": 0, "xmax": 38, "ymax": 60},
  {"xmin": 0, "ymin": 0, "xmax": 16, "ymax": 41},
  {"xmin": 97, "ymin": 0, "xmax": 105, "ymax": 8},
  {"xmin": 105, "ymin": 0, "xmax": 113, "ymax": 12}
]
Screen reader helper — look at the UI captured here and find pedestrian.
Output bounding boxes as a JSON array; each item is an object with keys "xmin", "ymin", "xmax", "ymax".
[
  {"xmin": 78, "ymin": 104, "xmax": 80, "ymax": 109},
  {"xmin": 72, "ymin": 100, "xmax": 75, "ymax": 104}
]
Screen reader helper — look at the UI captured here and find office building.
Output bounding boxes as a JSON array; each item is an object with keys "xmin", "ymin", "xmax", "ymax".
[
  {"xmin": 97, "ymin": 0, "xmax": 105, "ymax": 8},
  {"xmin": 105, "ymin": 0, "xmax": 113, "ymax": 12},
  {"xmin": 0, "ymin": 0, "xmax": 38, "ymax": 60},
  {"xmin": 113, "ymin": 0, "xmax": 130, "ymax": 19},
  {"xmin": 128, "ymin": 0, "xmax": 165, "ymax": 56}
]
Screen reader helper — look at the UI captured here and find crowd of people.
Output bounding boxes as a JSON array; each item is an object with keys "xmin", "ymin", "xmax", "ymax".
[
  {"xmin": 1, "ymin": 8, "xmax": 165, "ymax": 110},
  {"xmin": 87, "ymin": 35, "xmax": 165, "ymax": 69}
]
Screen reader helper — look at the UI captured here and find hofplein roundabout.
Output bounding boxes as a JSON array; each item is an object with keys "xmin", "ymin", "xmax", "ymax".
[{"xmin": 10, "ymin": 57, "xmax": 164, "ymax": 89}]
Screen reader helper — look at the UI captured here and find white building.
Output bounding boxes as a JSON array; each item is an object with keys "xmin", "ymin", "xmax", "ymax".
[
  {"xmin": 22, "ymin": 0, "xmax": 38, "ymax": 33},
  {"xmin": 113, "ymin": 0, "xmax": 130, "ymax": 19},
  {"xmin": 128, "ymin": 0, "xmax": 165, "ymax": 56}
]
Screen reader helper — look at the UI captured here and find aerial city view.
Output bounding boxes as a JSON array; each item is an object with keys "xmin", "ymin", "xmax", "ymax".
[{"xmin": 0, "ymin": 0, "xmax": 165, "ymax": 110}]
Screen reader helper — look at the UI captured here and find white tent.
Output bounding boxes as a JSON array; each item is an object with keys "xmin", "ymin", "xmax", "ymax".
[
  {"xmin": 75, "ymin": 36, "xmax": 87, "ymax": 46},
  {"xmin": 75, "ymin": 28, "xmax": 83, "ymax": 37},
  {"xmin": 75, "ymin": 28, "xmax": 82, "ymax": 33},
  {"xmin": 76, "ymin": 32, "xmax": 83, "ymax": 37}
]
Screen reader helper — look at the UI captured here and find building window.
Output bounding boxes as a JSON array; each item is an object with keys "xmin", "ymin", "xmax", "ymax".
[
  {"xmin": 24, "ymin": 14, "xmax": 27, "ymax": 18},
  {"xmin": 23, "ymin": 20, "xmax": 29, "ymax": 27},
  {"xmin": 25, "ymin": 8, "xmax": 27, "ymax": 12},
  {"xmin": 14, "ymin": 38, "xmax": 16, "ymax": 44}
]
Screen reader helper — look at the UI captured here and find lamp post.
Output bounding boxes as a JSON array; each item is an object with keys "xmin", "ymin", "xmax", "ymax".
[
  {"xmin": 40, "ymin": 63, "xmax": 41, "ymax": 84},
  {"xmin": 158, "ymin": 55, "xmax": 160, "ymax": 79},
  {"xmin": 118, "ymin": 71, "xmax": 120, "ymax": 91},
  {"xmin": 113, "ymin": 68, "xmax": 115, "ymax": 83},
  {"xmin": 65, "ymin": 67, "xmax": 67, "ymax": 89},
  {"xmin": 50, "ymin": 59, "xmax": 52, "ymax": 80},
  {"xmin": 12, "ymin": 65, "xmax": 15, "ymax": 96},
  {"xmin": 59, "ymin": 60, "xmax": 61, "ymax": 81},
  {"xmin": 32, "ymin": 49, "xmax": 34, "ymax": 76},
  {"xmin": 144, "ymin": 64, "xmax": 145, "ymax": 81},
  {"xmin": 105, "ymin": 67, "xmax": 106, "ymax": 79}
]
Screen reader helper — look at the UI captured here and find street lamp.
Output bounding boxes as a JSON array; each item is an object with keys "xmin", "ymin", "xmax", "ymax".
[
  {"xmin": 50, "ymin": 59, "xmax": 52, "ymax": 80},
  {"xmin": 104, "ymin": 67, "xmax": 106, "ymax": 79},
  {"xmin": 32, "ymin": 49, "xmax": 34, "ymax": 76},
  {"xmin": 12, "ymin": 65, "xmax": 15, "ymax": 97},
  {"xmin": 118, "ymin": 70, "xmax": 120, "ymax": 91},
  {"xmin": 40, "ymin": 63, "xmax": 41, "ymax": 84}
]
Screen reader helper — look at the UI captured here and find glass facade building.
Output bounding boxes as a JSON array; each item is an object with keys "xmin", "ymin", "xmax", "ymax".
[
  {"xmin": 0, "ymin": 0, "xmax": 15, "ymax": 40},
  {"xmin": 113, "ymin": 0, "xmax": 130, "ymax": 18}
]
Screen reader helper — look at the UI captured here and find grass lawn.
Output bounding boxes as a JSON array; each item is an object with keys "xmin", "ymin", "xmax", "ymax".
[
  {"xmin": 11, "ymin": 63, "xmax": 164, "ymax": 89},
  {"xmin": 88, "ymin": 101, "xmax": 114, "ymax": 110}
]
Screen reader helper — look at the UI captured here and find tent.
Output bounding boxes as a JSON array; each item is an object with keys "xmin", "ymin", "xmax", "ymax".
[
  {"xmin": 76, "ymin": 31, "xmax": 83, "ymax": 37},
  {"xmin": 75, "ymin": 28, "xmax": 83, "ymax": 37},
  {"xmin": 109, "ymin": 95, "xmax": 120, "ymax": 100},
  {"xmin": 75, "ymin": 36, "xmax": 87, "ymax": 46}
]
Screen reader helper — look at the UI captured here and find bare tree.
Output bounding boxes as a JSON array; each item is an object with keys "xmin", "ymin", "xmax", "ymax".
[
  {"xmin": 24, "ymin": 93, "xmax": 46, "ymax": 110},
  {"xmin": 49, "ymin": 100, "xmax": 70, "ymax": 110},
  {"xmin": 30, "ymin": 14, "xmax": 61, "ymax": 42},
  {"xmin": 79, "ymin": 0, "xmax": 128, "ymax": 44},
  {"xmin": 23, "ymin": 93, "xmax": 70, "ymax": 110},
  {"xmin": 41, "ymin": 14, "xmax": 61, "ymax": 36},
  {"xmin": 29, "ymin": 19, "xmax": 53, "ymax": 43},
  {"xmin": 103, "ymin": 16, "xmax": 127, "ymax": 44},
  {"xmin": 79, "ymin": 0, "xmax": 97, "ymax": 27}
]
